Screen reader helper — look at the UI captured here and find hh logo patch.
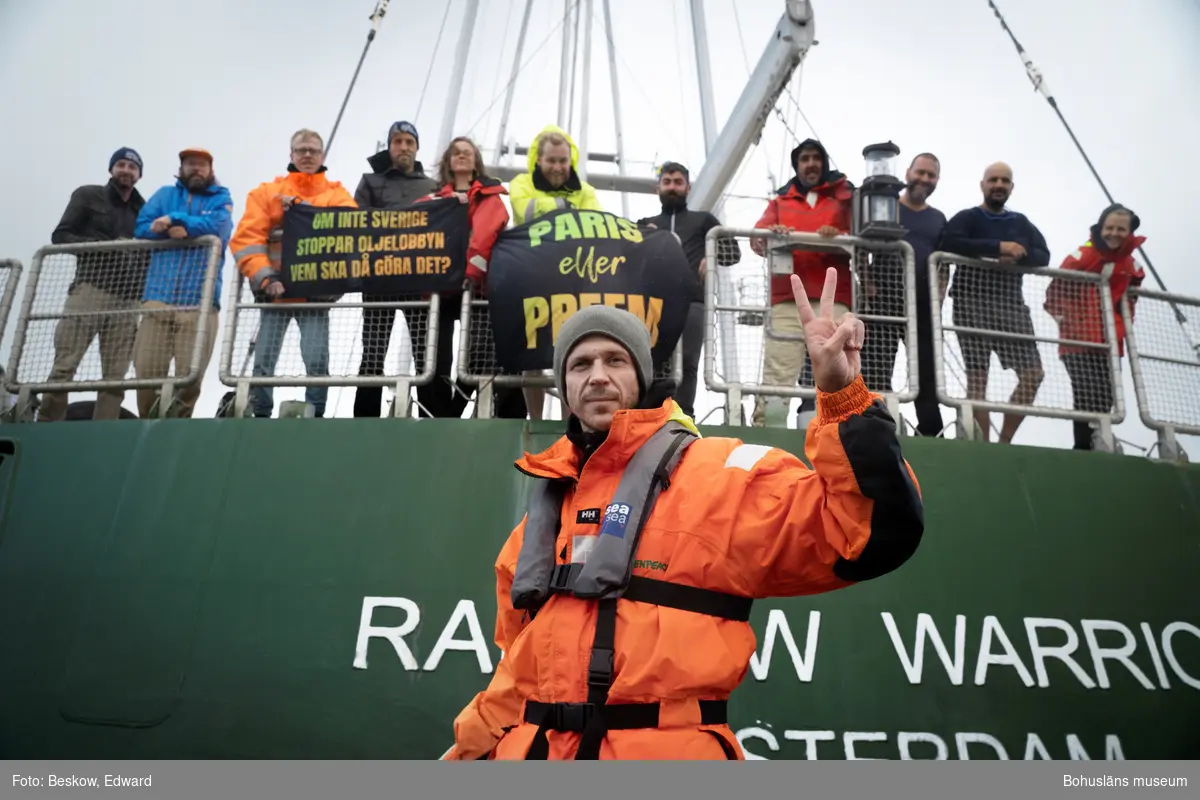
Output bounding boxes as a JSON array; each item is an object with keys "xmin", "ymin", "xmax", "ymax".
[
  {"xmin": 577, "ymin": 508, "xmax": 602, "ymax": 524},
  {"xmin": 599, "ymin": 502, "xmax": 631, "ymax": 539}
]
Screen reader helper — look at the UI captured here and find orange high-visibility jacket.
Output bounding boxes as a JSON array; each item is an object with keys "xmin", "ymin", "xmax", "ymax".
[
  {"xmin": 445, "ymin": 375, "xmax": 924, "ymax": 761},
  {"xmin": 230, "ymin": 167, "xmax": 356, "ymax": 301}
]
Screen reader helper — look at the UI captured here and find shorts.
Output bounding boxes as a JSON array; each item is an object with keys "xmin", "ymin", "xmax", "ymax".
[{"xmin": 953, "ymin": 300, "xmax": 1042, "ymax": 373}]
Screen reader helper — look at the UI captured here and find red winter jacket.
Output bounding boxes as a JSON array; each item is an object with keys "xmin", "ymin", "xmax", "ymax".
[
  {"xmin": 419, "ymin": 177, "xmax": 510, "ymax": 291},
  {"xmin": 753, "ymin": 176, "xmax": 854, "ymax": 306},
  {"xmin": 1044, "ymin": 234, "xmax": 1146, "ymax": 357}
]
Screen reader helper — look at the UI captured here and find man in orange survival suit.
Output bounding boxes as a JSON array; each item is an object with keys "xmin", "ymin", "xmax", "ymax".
[{"xmin": 442, "ymin": 268, "xmax": 924, "ymax": 761}]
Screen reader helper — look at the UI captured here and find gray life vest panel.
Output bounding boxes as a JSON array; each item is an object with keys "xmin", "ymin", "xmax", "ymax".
[{"xmin": 508, "ymin": 421, "xmax": 754, "ymax": 760}]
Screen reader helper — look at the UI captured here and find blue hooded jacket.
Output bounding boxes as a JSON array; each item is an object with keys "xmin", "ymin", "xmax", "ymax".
[{"xmin": 134, "ymin": 178, "xmax": 234, "ymax": 309}]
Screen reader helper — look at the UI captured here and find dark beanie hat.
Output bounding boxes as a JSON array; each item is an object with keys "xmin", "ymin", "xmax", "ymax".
[
  {"xmin": 553, "ymin": 305, "xmax": 653, "ymax": 404},
  {"xmin": 109, "ymin": 147, "xmax": 143, "ymax": 174},
  {"xmin": 388, "ymin": 120, "xmax": 419, "ymax": 146}
]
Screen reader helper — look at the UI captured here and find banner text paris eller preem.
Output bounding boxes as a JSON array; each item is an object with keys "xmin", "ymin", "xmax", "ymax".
[
  {"xmin": 280, "ymin": 197, "xmax": 470, "ymax": 298},
  {"xmin": 484, "ymin": 208, "xmax": 700, "ymax": 374}
]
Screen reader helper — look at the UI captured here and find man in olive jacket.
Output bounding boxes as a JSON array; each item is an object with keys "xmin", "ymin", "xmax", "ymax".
[{"xmin": 40, "ymin": 147, "xmax": 147, "ymax": 421}]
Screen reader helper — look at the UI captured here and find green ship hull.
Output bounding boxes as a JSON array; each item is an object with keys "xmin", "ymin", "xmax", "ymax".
[{"xmin": 1, "ymin": 419, "xmax": 1197, "ymax": 759}]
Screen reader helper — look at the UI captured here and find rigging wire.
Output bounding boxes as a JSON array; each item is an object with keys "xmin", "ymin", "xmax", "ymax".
[
  {"xmin": 728, "ymin": 0, "xmax": 752, "ymax": 73},
  {"xmin": 566, "ymin": 0, "xmax": 582, "ymax": 132},
  {"xmin": 327, "ymin": 0, "xmax": 392, "ymax": 156},
  {"xmin": 785, "ymin": 89, "xmax": 831, "ymax": 164},
  {"xmin": 729, "ymin": 0, "xmax": 828, "ymax": 189},
  {"xmin": 730, "ymin": 0, "xmax": 777, "ymax": 191},
  {"xmin": 781, "ymin": 70, "xmax": 802, "ymax": 188},
  {"xmin": 769, "ymin": 105, "xmax": 802, "ymax": 162},
  {"xmin": 331, "ymin": 0, "xmax": 450, "ymax": 417},
  {"xmin": 478, "ymin": 0, "xmax": 517, "ymax": 143},
  {"xmin": 672, "ymin": 0, "xmax": 691, "ymax": 160},
  {"xmin": 779, "ymin": 75, "xmax": 838, "ymax": 172},
  {"xmin": 721, "ymin": 140, "xmax": 762, "ymax": 215},
  {"xmin": 458, "ymin": 0, "xmax": 581, "ymax": 140},
  {"xmin": 590, "ymin": 4, "xmax": 688, "ymax": 158},
  {"xmin": 414, "ymin": 1, "xmax": 454, "ymax": 121},
  {"xmin": 987, "ymin": 0, "xmax": 1197, "ymax": 352}
]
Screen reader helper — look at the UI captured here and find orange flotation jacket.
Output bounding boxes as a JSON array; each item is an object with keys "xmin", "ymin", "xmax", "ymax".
[{"xmin": 445, "ymin": 377, "xmax": 924, "ymax": 762}]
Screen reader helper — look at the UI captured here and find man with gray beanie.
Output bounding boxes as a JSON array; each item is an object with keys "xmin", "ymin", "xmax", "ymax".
[
  {"xmin": 39, "ymin": 147, "xmax": 147, "ymax": 421},
  {"xmin": 445, "ymin": 269, "xmax": 925, "ymax": 762}
]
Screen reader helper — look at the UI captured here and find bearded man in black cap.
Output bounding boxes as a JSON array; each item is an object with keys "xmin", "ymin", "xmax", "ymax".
[{"xmin": 39, "ymin": 147, "xmax": 147, "ymax": 421}]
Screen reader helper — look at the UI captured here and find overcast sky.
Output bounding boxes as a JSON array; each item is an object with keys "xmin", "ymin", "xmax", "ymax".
[{"xmin": 1, "ymin": 0, "xmax": 1197, "ymax": 454}]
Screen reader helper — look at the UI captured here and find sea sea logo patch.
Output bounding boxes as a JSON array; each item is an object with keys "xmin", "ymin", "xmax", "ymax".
[{"xmin": 599, "ymin": 502, "xmax": 631, "ymax": 539}]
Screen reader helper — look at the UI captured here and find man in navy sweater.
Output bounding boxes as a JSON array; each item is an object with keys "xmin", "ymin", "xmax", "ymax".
[
  {"xmin": 861, "ymin": 152, "xmax": 948, "ymax": 437},
  {"xmin": 942, "ymin": 162, "xmax": 1050, "ymax": 444}
]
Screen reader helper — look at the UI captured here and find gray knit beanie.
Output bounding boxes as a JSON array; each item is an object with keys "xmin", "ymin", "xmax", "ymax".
[{"xmin": 553, "ymin": 305, "xmax": 653, "ymax": 402}]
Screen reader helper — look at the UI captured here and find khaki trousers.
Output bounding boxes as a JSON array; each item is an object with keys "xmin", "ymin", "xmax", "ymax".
[
  {"xmin": 132, "ymin": 301, "xmax": 218, "ymax": 418},
  {"xmin": 753, "ymin": 299, "xmax": 850, "ymax": 427},
  {"xmin": 38, "ymin": 283, "xmax": 138, "ymax": 422}
]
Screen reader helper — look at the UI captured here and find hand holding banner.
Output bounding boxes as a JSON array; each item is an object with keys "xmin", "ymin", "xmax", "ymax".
[
  {"xmin": 279, "ymin": 197, "xmax": 470, "ymax": 298},
  {"xmin": 485, "ymin": 208, "xmax": 699, "ymax": 374}
]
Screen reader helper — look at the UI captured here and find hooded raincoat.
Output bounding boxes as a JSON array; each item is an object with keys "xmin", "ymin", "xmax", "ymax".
[
  {"xmin": 508, "ymin": 125, "xmax": 603, "ymax": 227},
  {"xmin": 445, "ymin": 375, "xmax": 924, "ymax": 761},
  {"xmin": 1044, "ymin": 205, "xmax": 1146, "ymax": 358},
  {"xmin": 753, "ymin": 139, "xmax": 854, "ymax": 307}
]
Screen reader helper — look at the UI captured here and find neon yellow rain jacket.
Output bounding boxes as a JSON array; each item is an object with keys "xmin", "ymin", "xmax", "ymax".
[{"xmin": 508, "ymin": 124, "xmax": 603, "ymax": 226}]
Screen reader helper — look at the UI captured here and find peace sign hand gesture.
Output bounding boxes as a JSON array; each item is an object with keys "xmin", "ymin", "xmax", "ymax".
[{"xmin": 791, "ymin": 268, "xmax": 864, "ymax": 394}]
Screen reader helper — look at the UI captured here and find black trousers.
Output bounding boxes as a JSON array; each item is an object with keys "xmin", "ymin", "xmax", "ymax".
[
  {"xmin": 1061, "ymin": 352, "xmax": 1114, "ymax": 450},
  {"xmin": 352, "ymin": 292, "xmax": 526, "ymax": 419},
  {"xmin": 859, "ymin": 290, "xmax": 944, "ymax": 436},
  {"xmin": 353, "ymin": 292, "xmax": 447, "ymax": 417},
  {"xmin": 674, "ymin": 302, "xmax": 705, "ymax": 418}
]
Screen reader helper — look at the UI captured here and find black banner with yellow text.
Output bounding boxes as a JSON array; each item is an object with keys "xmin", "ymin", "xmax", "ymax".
[
  {"xmin": 486, "ymin": 208, "xmax": 698, "ymax": 373},
  {"xmin": 279, "ymin": 197, "xmax": 469, "ymax": 297}
]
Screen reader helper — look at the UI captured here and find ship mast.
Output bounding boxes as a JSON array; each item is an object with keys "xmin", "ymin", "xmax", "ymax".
[
  {"xmin": 436, "ymin": 0, "xmax": 481, "ymax": 157},
  {"xmin": 477, "ymin": 0, "xmax": 817, "ymax": 398}
]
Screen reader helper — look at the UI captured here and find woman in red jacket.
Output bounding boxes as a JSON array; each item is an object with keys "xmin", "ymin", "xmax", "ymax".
[
  {"xmin": 418, "ymin": 136, "xmax": 526, "ymax": 419},
  {"xmin": 1044, "ymin": 203, "xmax": 1145, "ymax": 450}
]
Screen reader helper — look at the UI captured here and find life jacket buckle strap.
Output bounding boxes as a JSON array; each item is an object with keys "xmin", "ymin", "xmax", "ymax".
[
  {"xmin": 551, "ymin": 702, "xmax": 595, "ymax": 733},
  {"xmin": 548, "ymin": 563, "xmax": 576, "ymax": 593},
  {"xmin": 654, "ymin": 468, "xmax": 671, "ymax": 491},
  {"xmin": 587, "ymin": 647, "xmax": 614, "ymax": 690}
]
